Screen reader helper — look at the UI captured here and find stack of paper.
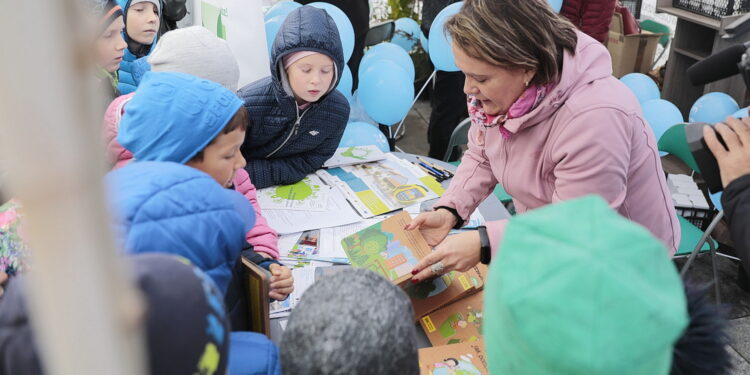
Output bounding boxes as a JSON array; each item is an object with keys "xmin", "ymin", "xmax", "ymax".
[
  {"xmin": 317, "ymin": 153, "xmax": 445, "ymax": 218},
  {"xmin": 323, "ymin": 145, "xmax": 387, "ymax": 168}
]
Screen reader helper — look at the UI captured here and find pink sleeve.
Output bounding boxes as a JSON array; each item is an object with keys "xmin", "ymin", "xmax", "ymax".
[
  {"xmin": 486, "ymin": 219, "xmax": 508, "ymax": 258},
  {"xmin": 102, "ymin": 94, "xmax": 135, "ymax": 169},
  {"xmin": 233, "ymin": 168, "xmax": 280, "ymax": 259},
  {"xmin": 434, "ymin": 122, "xmax": 498, "ymax": 221},
  {"xmin": 549, "ymin": 108, "xmax": 631, "ymax": 208}
]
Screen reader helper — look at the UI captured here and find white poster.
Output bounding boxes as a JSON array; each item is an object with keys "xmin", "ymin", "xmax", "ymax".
[{"xmin": 193, "ymin": 0, "xmax": 271, "ymax": 87}]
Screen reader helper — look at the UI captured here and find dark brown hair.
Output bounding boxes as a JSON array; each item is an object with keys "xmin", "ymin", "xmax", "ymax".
[
  {"xmin": 190, "ymin": 107, "xmax": 248, "ymax": 162},
  {"xmin": 445, "ymin": 0, "xmax": 578, "ymax": 85}
]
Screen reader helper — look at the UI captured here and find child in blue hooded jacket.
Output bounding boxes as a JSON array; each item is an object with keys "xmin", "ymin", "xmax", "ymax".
[
  {"xmin": 238, "ymin": 6, "xmax": 350, "ymax": 189},
  {"xmin": 115, "ymin": 71, "xmax": 294, "ymax": 304},
  {"xmin": 116, "ymin": 0, "xmax": 162, "ymax": 94}
]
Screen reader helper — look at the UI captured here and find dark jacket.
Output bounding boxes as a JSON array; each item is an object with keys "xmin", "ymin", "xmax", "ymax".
[
  {"xmin": 560, "ymin": 0, "xmax": 617, "ymax": 44},
  {"xmin": 722, "ymin": 174, "xmax": 750, "ymax": 276},
  {"xmin": 238, "ymin": 5, "xmax": 350, "ymax": 189},
  {"xmin": 421, "ymin": 0, "xmax": 460, "ymax": 36}
]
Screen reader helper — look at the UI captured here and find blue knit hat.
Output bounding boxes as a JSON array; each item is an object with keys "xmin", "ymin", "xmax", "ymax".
[{"xmin": 118, "ymin": 71, "xmax": 244, "ymax": 164}]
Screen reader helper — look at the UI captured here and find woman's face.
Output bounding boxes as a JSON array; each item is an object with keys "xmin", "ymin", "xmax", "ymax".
[
  {"xmin": 95, "ymin": 16, "xmax": 127, "ymax": 73},
  {"xmin": 453, "ymin": 44, "xmax": 535, "ymax": 116}
]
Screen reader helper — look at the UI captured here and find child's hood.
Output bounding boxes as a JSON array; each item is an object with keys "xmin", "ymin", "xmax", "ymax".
[
  {"xmin": 269, "ymin": 5, "xmax": 345, "ymax": 97},
  {"xmin": 117, "ymin": 0, "xmax": 163, "ymax": 53}
]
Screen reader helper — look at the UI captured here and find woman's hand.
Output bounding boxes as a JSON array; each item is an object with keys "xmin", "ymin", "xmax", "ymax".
[
  {"xmin": 410, "ymin": 230, "xmax": 482, "ymax": 283},
  {"xmin": 269, "ymin": 264, "xmax": 294, "ymax": 301},
  {"xmin": 405, "ymin": 209, "xmax": 458, "ymax": 247},
  {"xmin": 705, "ymin": 117, "xmax": 750, "ymax": 188}
]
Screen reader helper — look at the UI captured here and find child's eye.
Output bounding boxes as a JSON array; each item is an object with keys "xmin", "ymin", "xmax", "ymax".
[
  {"xmin": 301, "ymin": 68, "xmax": 312, "ymax": 73},
  {"xmin": 322, "ymin": 69, "xmax": 332, "ymax": 74}
]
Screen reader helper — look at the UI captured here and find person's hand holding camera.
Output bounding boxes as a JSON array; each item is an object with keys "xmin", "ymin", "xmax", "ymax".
[{"xmin": 704, "ymin": 116, "xmax": 750, "ymax": 188}]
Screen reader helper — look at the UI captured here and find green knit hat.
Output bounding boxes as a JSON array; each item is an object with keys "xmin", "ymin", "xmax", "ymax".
[{"xmin": 485, "ymin": 196, "xmax": 688, "ymax": 375}]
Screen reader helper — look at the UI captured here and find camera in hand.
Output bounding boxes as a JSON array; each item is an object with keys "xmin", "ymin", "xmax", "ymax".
[
  {"xmin": 685, "ymin": 123, "xmax": 726, "ymax": 194},
  {"xmin": 682, "ymin": 42, "xmax": 750, "ymax": 194}
]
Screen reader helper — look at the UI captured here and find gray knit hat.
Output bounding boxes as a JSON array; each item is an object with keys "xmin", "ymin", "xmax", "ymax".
[
  {"xmin": 148, "ymin": 26, "xmax": 240, "ymax": 91},
  {"xmin": 281, "ymin": 268, "xmax": 419, "ymax": 375}
]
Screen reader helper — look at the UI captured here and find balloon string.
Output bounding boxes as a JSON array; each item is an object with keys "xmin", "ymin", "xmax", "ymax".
[{"xmin": 394, "ymin": 70, "xmax": 437, "ymax": 136}]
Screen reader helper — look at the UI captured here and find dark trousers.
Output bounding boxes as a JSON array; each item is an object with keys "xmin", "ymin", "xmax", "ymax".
[{"xmin": 427, "ymin": 71, "xmax": 468, "ymax": 161}]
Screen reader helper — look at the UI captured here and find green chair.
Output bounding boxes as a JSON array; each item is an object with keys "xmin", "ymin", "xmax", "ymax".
[
  {"xmin": 639, "ymin": 19, "xmax": 671, "ymax": 70},
  {"xmin": 444, "ymin": 118, "xmax": 514, "ymax": 207},
  {"xmin": 658, "ymin": 123, "xmax": 722, "ymax": 302}
]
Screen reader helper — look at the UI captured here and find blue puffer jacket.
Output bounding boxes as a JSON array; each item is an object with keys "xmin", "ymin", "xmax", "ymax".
[
  {"xmin": 238, "ymin": 5, "xmax": 350, "ymax": 189},
  {"xmin": 106, "ymin": 161, "xmax": 256, "ymax": 294},
  {"xmin": 116, "ymin": 0, "xmax": 162, "ymax": 94}
]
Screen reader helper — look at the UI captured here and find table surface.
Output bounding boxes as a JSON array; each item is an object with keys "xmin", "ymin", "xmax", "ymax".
[{"xmin": 269, "ymin": 152, "xmax": 511, "ymax": 345}]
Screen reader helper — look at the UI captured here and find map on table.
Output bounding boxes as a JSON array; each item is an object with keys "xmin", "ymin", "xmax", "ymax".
[
  {"xmin": 317, "ymin": 153, "xmax": 445, "ymax": 218},
  {"xmin": 257, "ymin": 174, "xmax": 330, "ymax": 211},
  {"xmin": 322, "ymin": 145, "xmax": 387, "ymax": 168}
]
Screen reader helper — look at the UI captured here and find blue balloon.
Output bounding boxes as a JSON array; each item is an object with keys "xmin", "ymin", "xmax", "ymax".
[
  {"xmin": 307, "ymin": 2, "xmax": 355, "ymax": 62},
  {"xmin": 733, "ymin": 107, "xmax": 748, "ymax": 118},
  {"xmin": 359, "ymin": 60, "xmax": 415, "ymax": 125},
  {"xmin": 420, "ymin": 31, "xmax": 429, "ymax": 53},
  {"xmin": 359, "ymin": 42, "xmax": 415, "ymax": 81},
  {"xmin": 429, "ymin": 1, "xmax": 463, "ymax": 72},
  {"xmin": 689, "ymin": 92, "xmax": 740, "ymax": 124},
  {"xmin": 548, "ymin": 0, "xmax": 563, "ymax": 12},
  {"xmin": 620, "ymin": 73, "xmax": 660, "ymax": 104},
  {"xmin": 710, "ymin": 191, "xmax": 722, "ymax": 211},
  {"xmin": 642, "ymin": 99, "xmax": 683, "ymax": 142},
  {"xmin": 264, "ymin": 1, "xmax": 300, "ymax": 22},
  {"xmin": 339, "ymin": 121, "xmax": 390, "ymax": 152},
  {"xmin": 337, "ymin": 66, "xmax": 353, "ymax": 100},
  {"xmin": 264, "ymin": 14, "xmax": 286, "ymax": 55},
  {"xmin": 392, "ymin": 17, "xmax": 421, "ymax": 52}
]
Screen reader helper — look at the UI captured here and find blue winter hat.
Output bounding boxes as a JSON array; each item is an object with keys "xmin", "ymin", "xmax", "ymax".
[{"xmin": 118, "ymin": 71, "xmax": 244, "ymax": 164}]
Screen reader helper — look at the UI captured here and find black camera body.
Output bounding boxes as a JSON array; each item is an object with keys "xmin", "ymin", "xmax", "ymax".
[{"xmin": 685, "ymin": 123, "xmax": 726, "ymax": 194}]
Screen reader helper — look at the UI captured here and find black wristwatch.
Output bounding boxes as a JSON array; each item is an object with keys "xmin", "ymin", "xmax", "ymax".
[{"xmin": 478, "ymin": 226, "xmax": 491, "ymax": 264}]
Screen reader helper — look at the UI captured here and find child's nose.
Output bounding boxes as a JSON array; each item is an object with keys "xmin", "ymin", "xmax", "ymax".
[{"xmin": 236, "ymin": 153, "xmax": 247, "ymax": 169}]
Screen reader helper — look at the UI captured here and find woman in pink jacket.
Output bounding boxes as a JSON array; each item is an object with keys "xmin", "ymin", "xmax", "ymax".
[
  {"xmin": 101, "ymin": 26, "xmax": 280, "ymax": 259},
  {"xmin": 408, "ymin": 0, "xmax": 680, "ymax": 282}
]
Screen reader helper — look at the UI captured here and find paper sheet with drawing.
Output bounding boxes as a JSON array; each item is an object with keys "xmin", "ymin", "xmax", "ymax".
[
  {"xmin": 257, "ymin": 174, "xmax": 330, "ymax": 211},
  {"xmin": 263, "ymin": 187, "xmax": 362, "ymax": 234}
]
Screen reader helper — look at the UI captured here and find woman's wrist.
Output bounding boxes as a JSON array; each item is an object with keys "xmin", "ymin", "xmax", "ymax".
[{"xmin": 434, "ymin": 206, "xmax": 463, "ymax": 229}]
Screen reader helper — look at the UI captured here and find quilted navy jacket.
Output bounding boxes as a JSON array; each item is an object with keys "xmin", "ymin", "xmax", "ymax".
[
  {"xmin": 106, "ymin": 162, "xmax": 256, "ymax": 295},
  {"xmin": 238, "ymin": 5, "xmax": 350, "ymax": 189}
]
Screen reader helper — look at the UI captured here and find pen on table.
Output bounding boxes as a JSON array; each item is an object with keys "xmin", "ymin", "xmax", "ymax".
[
  {"xmin": 417, "ymin": 156, "xmax": 454, "ymax": 177},
  {"xmin": 414, "ymin": 162, "xmax": 445, "ymax": 181},
  {"xmin": 418, "ymin": 161, "xmax": 448, "ymax": 179},
  {"xmin": 280, "ymin": 256, "xmax": 351, "ymax": 265}
]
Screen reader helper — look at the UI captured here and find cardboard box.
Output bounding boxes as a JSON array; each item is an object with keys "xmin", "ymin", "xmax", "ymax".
[{"xmin": 607, "ymin": 13, "xmax": 665, "ymax": 77}]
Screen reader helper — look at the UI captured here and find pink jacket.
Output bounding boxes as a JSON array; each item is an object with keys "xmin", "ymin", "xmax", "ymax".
[
  {"xmin": 102, "ymin": 93, "xmax": 135, "ymax": 169},
  {"xmin": 102, "ymin": 95, "xmax": 280, "ymax": 259},
  {"xmin": 436, "ymin": 31, "xmax": 680, "ymax": 256},
  {"xmin": 232, "ymin": 168, "xmax": 280, "ymax": 259}
]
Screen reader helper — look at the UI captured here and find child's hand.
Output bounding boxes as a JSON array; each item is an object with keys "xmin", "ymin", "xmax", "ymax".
[
  {"xmin": 0, "ymin": 272, "xmax": 7, "ymax": 297},
  {"xmin": 269, "ymin": 264, "xmax": 294, "ymax": 301}
]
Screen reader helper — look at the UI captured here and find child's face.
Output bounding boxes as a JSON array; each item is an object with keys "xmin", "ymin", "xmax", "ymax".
[
  {"xmin": 187, "ymin": 128, "xmax": 246, "ymax": 188},
  {"xmin": 96, "ymin": 17, "xmax": 127, "ymax": 73},
  {"xmin": 126, "ymin": 2, "xmax": 160, "ymax": 45},
  {"xmin": 287, "ymin": 54, "xmax": 335, "ymax": 104}
]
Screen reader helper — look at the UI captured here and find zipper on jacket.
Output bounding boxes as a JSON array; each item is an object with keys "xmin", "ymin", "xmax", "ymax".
[{"xmin": 265, "ymin": 105, "xmax": 310, "ymax": 158}]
